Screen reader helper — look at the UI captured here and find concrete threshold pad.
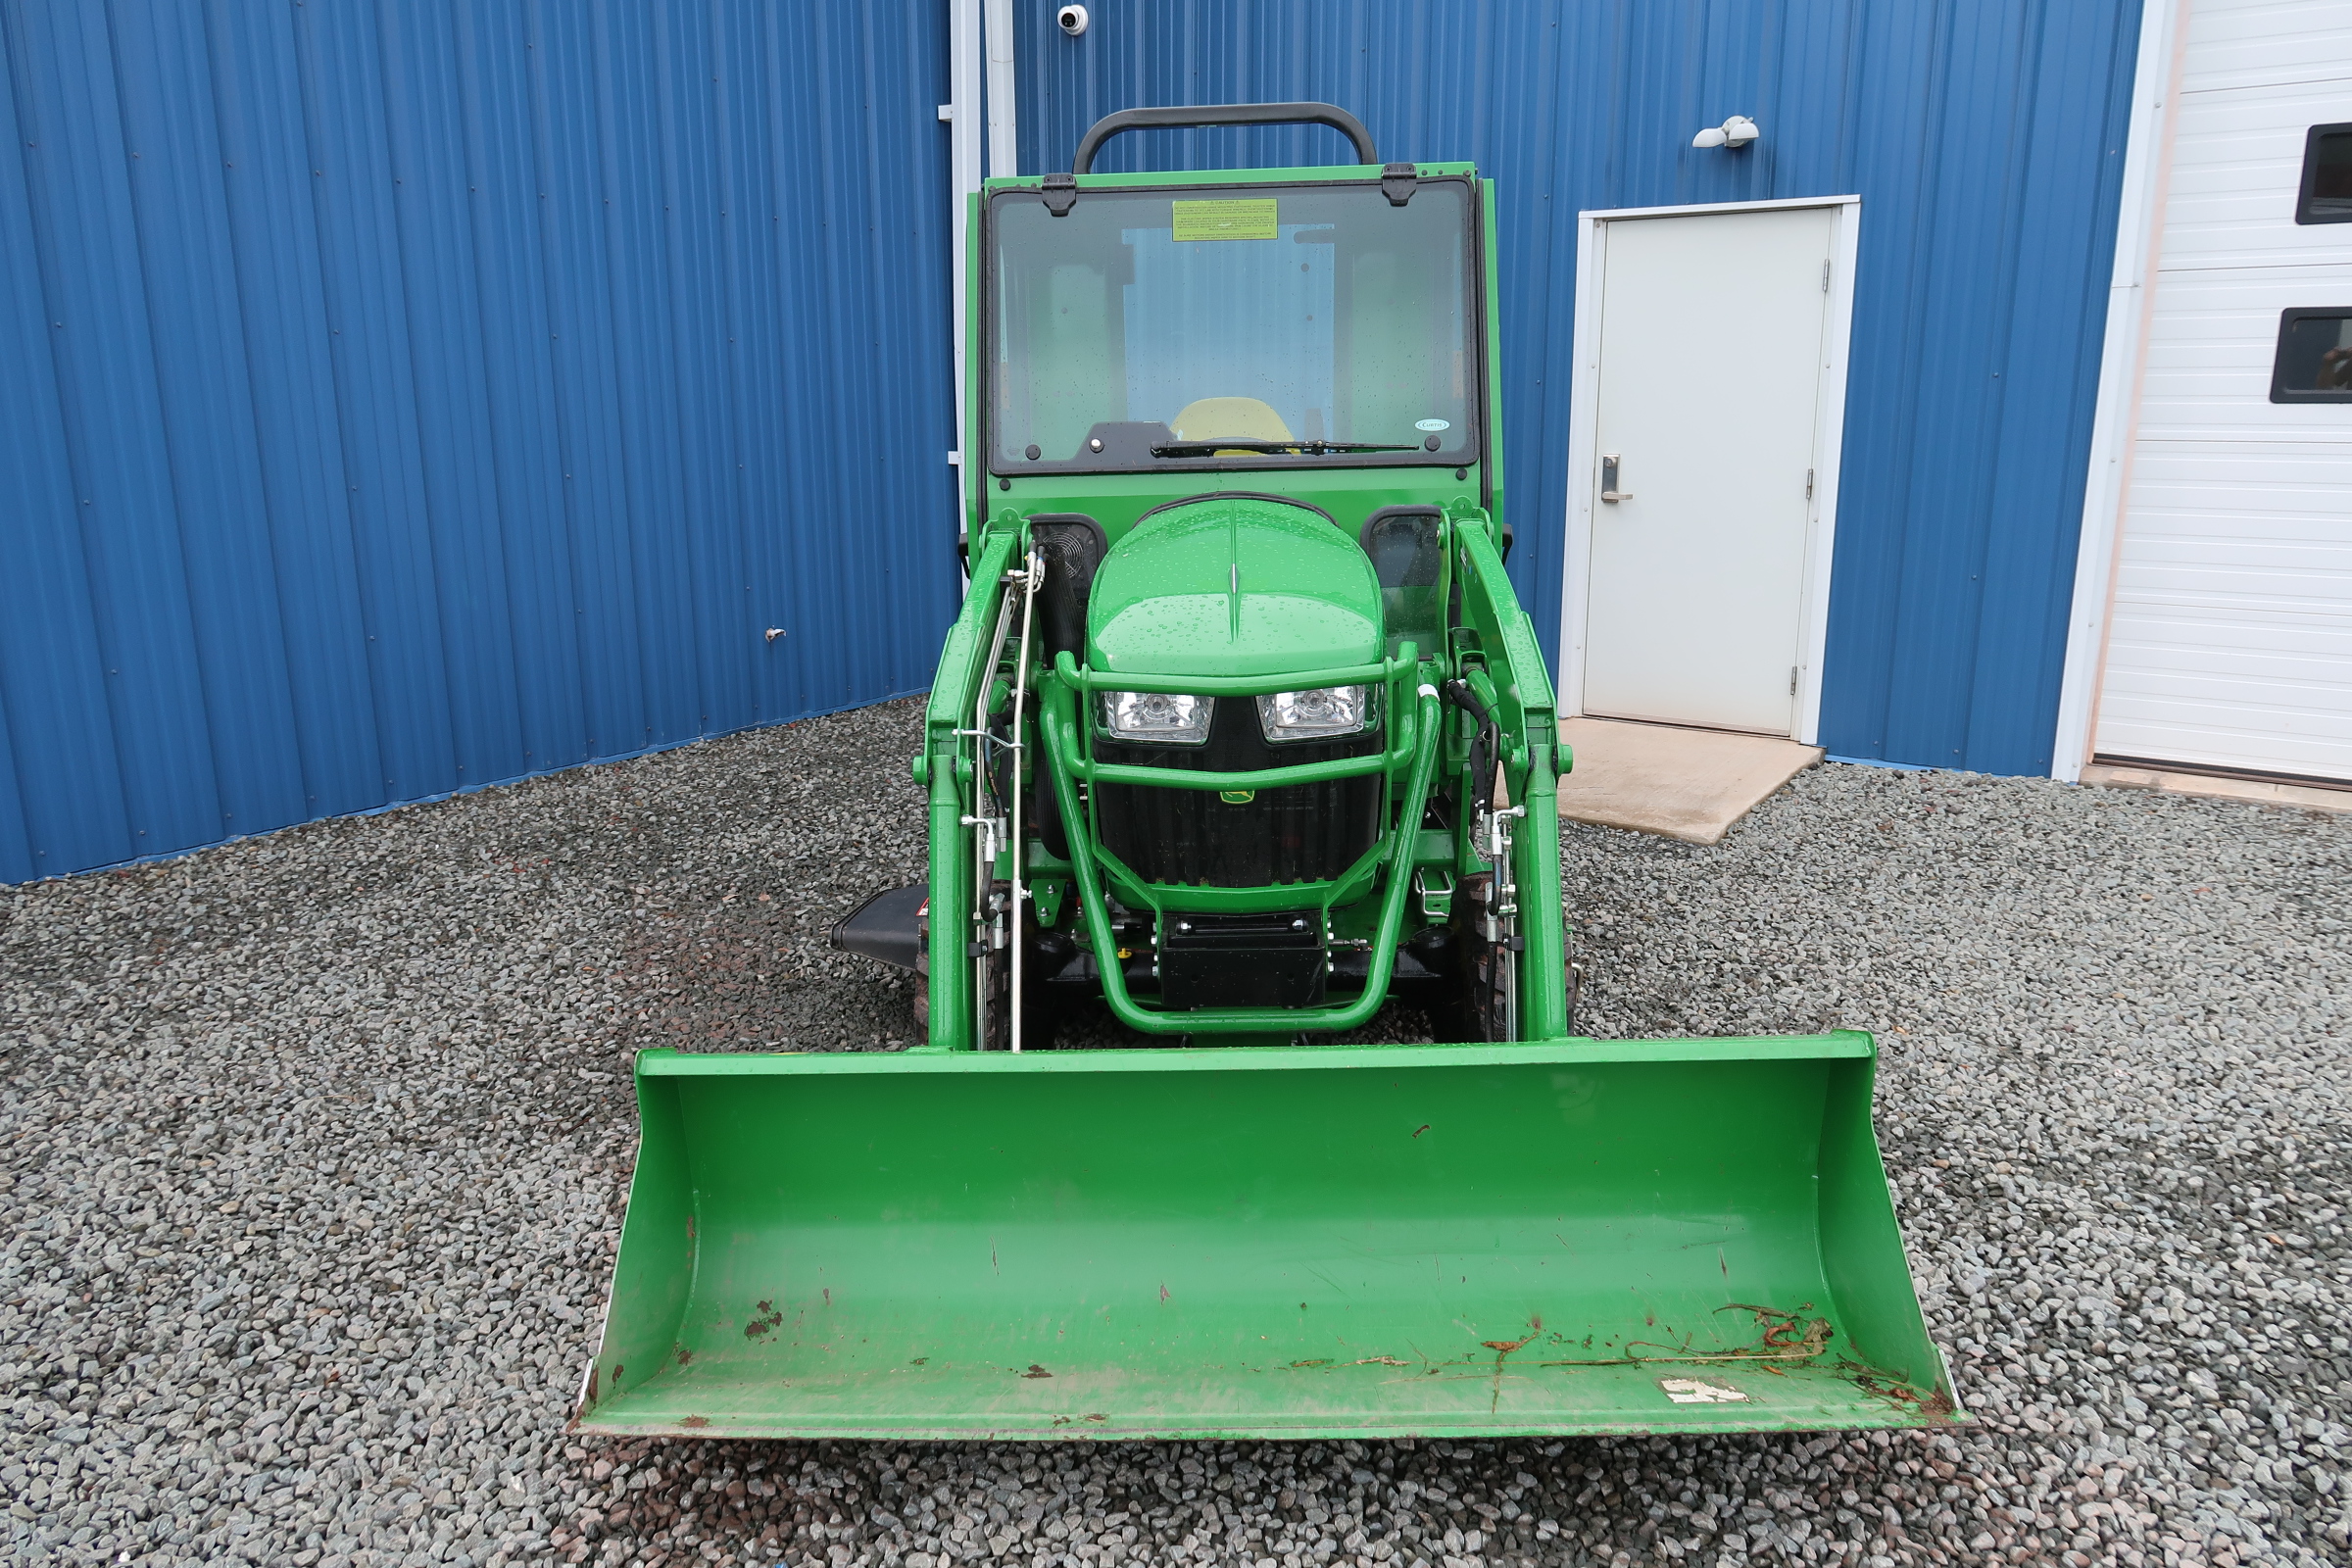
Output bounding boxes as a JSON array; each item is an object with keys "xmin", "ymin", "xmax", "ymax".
[
  {"xmin": 2081, "ymin": 761, "xmax": 2351, "ymax": 814},
  {"xmin": 1558, "ymin": 717, "xmax": 1823, "ymax": 846}
]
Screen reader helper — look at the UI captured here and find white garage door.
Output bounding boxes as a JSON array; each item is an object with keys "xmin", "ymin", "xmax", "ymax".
[{"xmin": 2092, "ymin": 0, "xmax": 2352, "ymax": 783}]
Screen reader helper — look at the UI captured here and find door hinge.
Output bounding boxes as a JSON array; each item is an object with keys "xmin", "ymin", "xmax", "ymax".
[
  {"xmin": 1822, "ymin": 260, "xmax": 1831, "ymax": 292},
  {"xmin": 1789, "ymin": 666, "xmax": 1799, "ymax": 696},
  {"xmin": 1805, "ymin": 466, "xmax": 1814, "ymax": 499}
]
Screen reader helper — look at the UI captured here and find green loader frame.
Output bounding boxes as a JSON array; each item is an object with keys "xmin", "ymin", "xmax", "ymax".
[{"xmin": 579, "ymin": 104, "xmax": 1960, "ymax": 1442}]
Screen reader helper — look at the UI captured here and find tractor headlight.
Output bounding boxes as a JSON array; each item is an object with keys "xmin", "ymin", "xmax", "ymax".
[
  {"xmin": 1255, "ymin": 684, "xmax": 1373, "ymax": 743},
  {"xmin": 1101, "ymin": 690, "xmax": 1213, "ymax": 745}
]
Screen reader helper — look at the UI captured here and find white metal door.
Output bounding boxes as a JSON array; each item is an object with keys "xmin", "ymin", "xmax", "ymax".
[
  {"xmin": 1581, "ymin": 207, "xmax": 1837, "ymax": 736},
  {"xmin": 2091, "ymin": 0, "xmax": 2352, "ymax": 782}
]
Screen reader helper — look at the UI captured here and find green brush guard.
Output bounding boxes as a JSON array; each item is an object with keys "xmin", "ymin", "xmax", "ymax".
[{"xmin": 576, "ymin": 1035, "xmax": 1960, "ymax": 1440}]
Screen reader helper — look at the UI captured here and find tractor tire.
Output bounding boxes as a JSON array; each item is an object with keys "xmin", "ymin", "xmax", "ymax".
[
  {"xmin": 978, "ymin": 884, "xmax": 1072, "ymax": 1050},
  {"xmin": 977, "ymin": 882, "xmax": 1012, "ymax": 1051},
  {"xmin": 1431, "ymin": 872, "xmax": 1512, "ymax": 1042}
]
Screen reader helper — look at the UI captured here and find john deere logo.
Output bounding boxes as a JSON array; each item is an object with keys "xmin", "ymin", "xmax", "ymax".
[{"xmin": 1219, "ymin": 789, "xmax": 1255, "ymax": 805}]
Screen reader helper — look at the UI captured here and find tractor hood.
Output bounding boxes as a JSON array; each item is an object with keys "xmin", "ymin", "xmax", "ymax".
[{"xmin": 1086, "ymin": 497, "xmax": 1381, "ymax": 680}]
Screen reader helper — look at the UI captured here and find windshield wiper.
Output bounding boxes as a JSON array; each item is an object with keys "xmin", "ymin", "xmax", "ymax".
[{"xmin": 1149, "ymin": 438, "xmax": 1424, "ymax": 458}]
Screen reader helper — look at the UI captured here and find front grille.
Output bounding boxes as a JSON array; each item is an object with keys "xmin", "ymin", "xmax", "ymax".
[{"xmin": 1093, "ymin": 701, "xmax": 1384, "ymax": 887}]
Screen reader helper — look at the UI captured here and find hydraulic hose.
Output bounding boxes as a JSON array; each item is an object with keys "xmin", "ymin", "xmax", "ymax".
[{"xmin": 1442, "ymin": 678, "xmax": 1498, "ymax": 809}]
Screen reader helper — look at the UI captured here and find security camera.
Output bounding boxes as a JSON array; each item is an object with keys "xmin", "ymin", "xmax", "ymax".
[{"xmin": 1056, "ymin": 5, "xmax": 1089, "ymax": 36}]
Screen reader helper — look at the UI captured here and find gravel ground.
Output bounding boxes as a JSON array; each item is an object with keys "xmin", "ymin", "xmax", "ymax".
[{"xmin": 2, "ymin": 696, "xmax": 2347, "ymax": 1568}]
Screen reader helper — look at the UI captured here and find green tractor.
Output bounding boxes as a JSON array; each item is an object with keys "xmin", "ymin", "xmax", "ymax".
[{"xmin": 578, "ymin": 106, "xmax": 1959, "ymax": 1440}]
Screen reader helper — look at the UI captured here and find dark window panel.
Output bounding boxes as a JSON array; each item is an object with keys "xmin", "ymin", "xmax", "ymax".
[
  {"xmin": 2295, "ymin": 122, "xmax": 2352, "ymax": 224},
  {"xmin": 2270, "ymin": 309, "xmax": 2352, "ymax": 403}
]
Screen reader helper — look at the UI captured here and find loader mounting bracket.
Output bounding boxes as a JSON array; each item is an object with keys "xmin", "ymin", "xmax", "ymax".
[{"xmin": 1161, "ymin": 912, "xmax": 1327, "ymax": 1010}]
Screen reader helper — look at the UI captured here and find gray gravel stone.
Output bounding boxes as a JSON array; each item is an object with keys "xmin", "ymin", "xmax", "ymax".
[{"xmin": 1, "ymin": 698, "xmax": 2344, "ymax": 1568}]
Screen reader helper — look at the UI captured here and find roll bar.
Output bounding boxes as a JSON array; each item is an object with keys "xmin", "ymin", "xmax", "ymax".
[{"xmin": 1070, "ymin": 102, "xmax": 1378, "ymax": 175}]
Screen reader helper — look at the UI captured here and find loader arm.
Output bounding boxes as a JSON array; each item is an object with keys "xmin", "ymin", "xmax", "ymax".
[
  {"xmin": 1448, "ymin": 511, "xmax": 1570, "ymax": 1039},
  {"xmin": 915, "ymin": 525, "xmax": 1021, "ymax": 1050}
]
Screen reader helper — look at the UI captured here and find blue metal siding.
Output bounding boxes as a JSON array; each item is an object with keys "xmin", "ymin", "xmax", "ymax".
[
  {"xmin": 1015, "ymin": 0, "xmax": 2142, "ymax": 775},
  {"xmin": 0, "ymin": 0, "xmax": 959, "ymax": 882},
  {"xmin": 0, "ymin": 2, "xmax": 2145, "ymax": 881}
]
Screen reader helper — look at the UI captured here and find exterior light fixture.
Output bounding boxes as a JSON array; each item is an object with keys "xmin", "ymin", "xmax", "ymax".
[{"xmin": 1692, "ymin": 116, "xmax": 1760, "ymax": 150}]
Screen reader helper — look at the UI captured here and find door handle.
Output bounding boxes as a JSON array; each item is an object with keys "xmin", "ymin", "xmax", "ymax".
[{"xmin": 1600, "ymin": 453, "xmax": 1633, "ymax": 503}]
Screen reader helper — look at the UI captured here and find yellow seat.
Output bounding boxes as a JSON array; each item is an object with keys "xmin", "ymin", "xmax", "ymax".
[{"xmin": 1169, "ymin": 397, "xmax": 1292, "ymax": 455}]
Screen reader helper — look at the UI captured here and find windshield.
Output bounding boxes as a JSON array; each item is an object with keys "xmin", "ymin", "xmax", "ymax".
[{"xmin": 989, "ymin": 179, "xmax": 1476, "ymax": 471}]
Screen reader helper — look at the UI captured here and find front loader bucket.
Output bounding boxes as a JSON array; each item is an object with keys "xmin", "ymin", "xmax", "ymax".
[{"xmin": 577, "ymin": 1035, "xmax": 1960, "ymax": 1440}]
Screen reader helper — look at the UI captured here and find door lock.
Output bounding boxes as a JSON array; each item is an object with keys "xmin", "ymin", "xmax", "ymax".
[{"xmin": 1600, "ymin": 453, "xmax": 1633, "ymax": 503}]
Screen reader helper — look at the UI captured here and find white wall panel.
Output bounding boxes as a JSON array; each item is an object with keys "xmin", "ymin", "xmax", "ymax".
[{"xmin": 2092, "ymin": 0, "xmax": 2352, "ymax": 780}]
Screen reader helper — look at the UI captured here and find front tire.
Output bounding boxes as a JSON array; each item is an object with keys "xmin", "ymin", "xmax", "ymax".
[
  {"xmin": 1445, "ymin": 873, "xmax": 1513, "ymax": 1041},
  {"xmin": 978, "ymin": 886, "xmax": 1071, "ymax": 1050}
]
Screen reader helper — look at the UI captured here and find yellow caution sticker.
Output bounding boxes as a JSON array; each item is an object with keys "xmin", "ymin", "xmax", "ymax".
[{"xmin": 1172, "ymin": 198, "xmax": 1278, "ymax": 242}]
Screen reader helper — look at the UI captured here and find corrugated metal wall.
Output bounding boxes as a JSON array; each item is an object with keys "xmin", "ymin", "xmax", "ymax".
[
  {"xmin": 0, "ymin": 1, "xmax": 2146, "ymax": 880},
  {"xmin": 0, "ymin": 0, "xmax": 958, "ymax": 882},
  {"xmin": 1015, "ymin": 0, "xmax": 2144, "ymax": 775}
]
